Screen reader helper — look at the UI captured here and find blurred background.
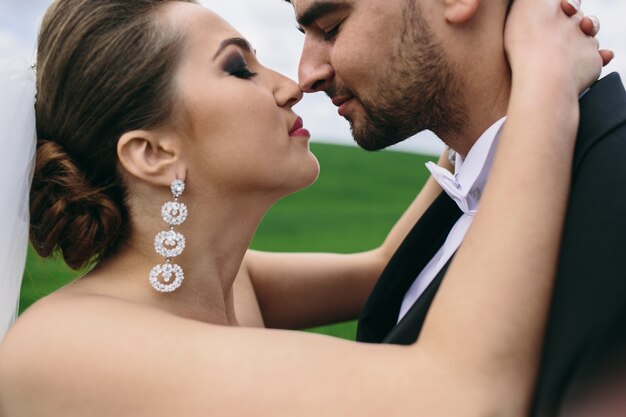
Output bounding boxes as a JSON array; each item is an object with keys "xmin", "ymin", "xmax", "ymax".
[{"xmin": 2, "ymin": 0, "xmax": 625, "ymax": 339}]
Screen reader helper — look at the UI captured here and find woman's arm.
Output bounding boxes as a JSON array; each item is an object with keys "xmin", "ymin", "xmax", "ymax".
[
  {"xmin": 418, "ymin": 0, "xmax": 607, "ymax": 403},
  {"xmin": 236, "ymin": 151, "xmax": 450, "ymax": 329},
  {"xmin": 0, "ymin": 2, "xmax": 608, "ymax": 417}
]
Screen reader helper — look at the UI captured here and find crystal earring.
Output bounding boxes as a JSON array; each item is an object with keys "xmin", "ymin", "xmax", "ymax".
[{"xmin": 149, "ymin": 179, "xmax": 188, "ymax": 292}]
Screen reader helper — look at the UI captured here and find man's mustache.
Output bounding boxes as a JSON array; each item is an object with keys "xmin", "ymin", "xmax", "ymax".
[{"xmin": 325, "ymin": 84, "xmax": 352, "ymax": 101}]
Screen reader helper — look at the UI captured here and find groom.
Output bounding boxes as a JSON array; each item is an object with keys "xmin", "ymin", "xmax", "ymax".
[{"xmin": 287, "ymin": 0, "xmax": 626, "ymax": 415}]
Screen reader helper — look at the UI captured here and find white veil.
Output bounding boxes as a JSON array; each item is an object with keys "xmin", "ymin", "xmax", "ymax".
[{"xmin": 0, "ymin": 58, "xmax": 37, "ymax": 342}]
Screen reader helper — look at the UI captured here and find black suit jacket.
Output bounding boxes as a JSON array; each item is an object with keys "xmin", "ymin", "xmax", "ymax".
[{"xmin": 357, "ymin": 73, "xmax": 626, "ymax": 416}]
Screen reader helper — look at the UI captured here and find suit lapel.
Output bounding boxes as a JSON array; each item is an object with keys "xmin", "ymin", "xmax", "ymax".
[
  {"xmin": 357, "ymin": 192, "xmax": 462, "ymax": 343},
  {"xmin": 574, "ymin": 73, "xmax": 626, "ymax": 172},
  {"xmin": 382, "ymin": 255, "xmax": 454, "ymax": 344},
  {"xmin": 361, "ymin": 72, "xmax": 626, "ymax": 346}
]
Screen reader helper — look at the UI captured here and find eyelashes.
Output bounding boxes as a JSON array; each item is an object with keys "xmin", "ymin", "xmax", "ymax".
[
  {"xmin": 297, "ymin": 23, "xmax": 341, "ymax": 41},
  {"xmin": 323, "ymin": 24, "xmax": 340, "ymax": 41},
  {"xmin": 223, "ymin": 53, "xmax": 258, "ymax": 80}
]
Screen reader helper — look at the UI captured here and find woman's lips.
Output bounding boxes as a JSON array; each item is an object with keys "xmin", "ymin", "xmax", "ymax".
[{"xmin": 289, "ymin": 117, "xmax": 310, "ymax": 138}]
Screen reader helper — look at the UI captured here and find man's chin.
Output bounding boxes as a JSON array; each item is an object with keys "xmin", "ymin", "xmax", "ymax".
[
  {"xmin": 351, "ymin": 122, "xmax": 411, "ymax": 152},
  {"xmin": 352, "ymin": 133, "xmax": 403, "ymax": 152}
]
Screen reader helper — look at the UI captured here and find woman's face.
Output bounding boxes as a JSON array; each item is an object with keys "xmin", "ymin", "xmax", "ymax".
[{"xmin": 169, "ymin": 3, "xmax": 320, "ymax": 200}]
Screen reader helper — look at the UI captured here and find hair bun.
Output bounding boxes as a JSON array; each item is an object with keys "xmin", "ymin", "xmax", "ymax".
[{"xmin": 29, "ymin": 139, "xmax": 123, "ymax": 270}]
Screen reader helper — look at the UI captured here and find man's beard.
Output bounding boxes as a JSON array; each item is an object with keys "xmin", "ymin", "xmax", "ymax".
[{"xmin": 339, "ymin": 0, "xmax": 466, "ymax": 151}]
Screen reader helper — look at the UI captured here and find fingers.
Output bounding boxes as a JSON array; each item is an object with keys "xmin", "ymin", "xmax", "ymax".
[
  {"xmin": 570, "ymin": 4, "xmax": 607, "ymax": 66},
  {"xmin": 600, "ymin": 49, "xmax": 615, "ymax": 67},
  {"xmin": 580, "ymin": 15, "xmax": 600, "ymax": 37},
  {"xmin": 561, "ymin": 0, "xmax": 580, "ymax": 16},
  {"xmin": 561, "ymin": 0, "xmax": 600, "ymax": 37},
  {"xmin": 578, "ymin": 13, "xmax": 608, "ymax": 66}
]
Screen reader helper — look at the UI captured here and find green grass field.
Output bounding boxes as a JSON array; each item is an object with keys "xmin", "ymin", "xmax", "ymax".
[{"xmin": 20, "ymin": 142, "xmax": 435, "ymax": 340}]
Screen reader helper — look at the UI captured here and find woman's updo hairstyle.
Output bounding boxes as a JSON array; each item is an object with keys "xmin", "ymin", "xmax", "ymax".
[{"xmin": 31, "ymin": 0, "xmax": 197, "ymax": 270}]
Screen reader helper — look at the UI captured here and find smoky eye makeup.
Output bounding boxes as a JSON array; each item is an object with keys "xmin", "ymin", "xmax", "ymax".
[{"xmin": 221, "ymin": 51, "xmax": 257, "ymax": 79}]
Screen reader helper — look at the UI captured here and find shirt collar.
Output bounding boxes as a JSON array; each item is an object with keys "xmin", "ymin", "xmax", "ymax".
[
  {"xmin": 454, "ymin": 117, "xmax": 507, "ymax": 195},
  {"xmin": 426, "ymin": 116, "xmax": 506, "ymax": 215}
]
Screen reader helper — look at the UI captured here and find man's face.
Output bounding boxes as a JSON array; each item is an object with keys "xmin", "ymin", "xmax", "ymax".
[{"xmin": 291, "ymin": 0, "xmax": 465, "ymax": 151}]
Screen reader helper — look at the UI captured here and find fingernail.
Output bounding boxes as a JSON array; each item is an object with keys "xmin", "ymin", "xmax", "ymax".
[
  {"xmin": 567, "ymin": 0, "xmax": 581, "ymax": 11},
  {"xmin": 589, "ymin": 15, "xmax": 600, "ymax": 33}
]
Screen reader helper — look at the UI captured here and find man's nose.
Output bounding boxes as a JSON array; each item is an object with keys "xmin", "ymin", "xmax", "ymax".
[{"xmin": 298, "ymin": 41, "xmax": 335, "ymax": 93}]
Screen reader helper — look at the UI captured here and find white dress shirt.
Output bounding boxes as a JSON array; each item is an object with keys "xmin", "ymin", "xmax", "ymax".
[{"xmin": 397, "ymin": 117, "xmax": 507, "ymax": 322}]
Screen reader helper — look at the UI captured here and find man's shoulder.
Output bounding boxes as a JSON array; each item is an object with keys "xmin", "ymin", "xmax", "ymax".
[{"xmin": 574, "ymin": 73, "xmax": 626, "ymax": 170}]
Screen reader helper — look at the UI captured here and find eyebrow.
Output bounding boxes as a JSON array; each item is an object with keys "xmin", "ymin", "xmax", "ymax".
[
  {"xmin": 296, "ymin": 1, "xmax": 350, "ymax": 28},
  {"xmin": 212, "ymin": 37, "xmax": 255, "ymax": 60}
]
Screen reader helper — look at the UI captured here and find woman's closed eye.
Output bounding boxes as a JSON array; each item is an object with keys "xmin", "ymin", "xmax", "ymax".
[{"xmin": 223, "ymin": 54, "xmax": 258, "ymax": 80}]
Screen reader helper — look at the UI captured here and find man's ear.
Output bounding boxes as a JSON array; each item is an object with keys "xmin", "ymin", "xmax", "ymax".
[
  {"xmin": 117, "ymin": 130, "xmax": 186, "ymax": 186},
  {"xmin": 443, "ymin": 0, "xmax": 480, "ymax": 24}
]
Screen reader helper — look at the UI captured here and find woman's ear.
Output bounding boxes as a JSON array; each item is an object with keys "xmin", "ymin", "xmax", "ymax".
[
  {"xmin": 117, "ymin": 130, "xmax": 186, "ymax": 186},
  {"xmin": 443, "ymin": 0, "xmax": 480, "ymax": 24}
]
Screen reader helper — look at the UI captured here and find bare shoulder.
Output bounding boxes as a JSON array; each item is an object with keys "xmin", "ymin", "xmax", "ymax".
[
  {"xmin": 0, "ymin": 291, "xmax": 212, "ymax": 369},
  {"xmin": 0, "ymin": 291, "xmax": 185, "ymax": 356},
  {"xmin": 0, "ymin": 292, "xmax": 490, "ymax": 417},
  {"xmin": 0, "ymin": 293, "xmax": 210, "ymax": 416}
]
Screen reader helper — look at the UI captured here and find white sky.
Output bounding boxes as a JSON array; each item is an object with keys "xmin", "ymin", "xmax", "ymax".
[{"xmin": 1, "ymin": 0, "xmax": 624, "ymax": 155}]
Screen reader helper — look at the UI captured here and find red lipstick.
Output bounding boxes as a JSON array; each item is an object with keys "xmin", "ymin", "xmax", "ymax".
[{"xmin": 289, "ymin": 117, "xmax": 310, "ymax": 138}]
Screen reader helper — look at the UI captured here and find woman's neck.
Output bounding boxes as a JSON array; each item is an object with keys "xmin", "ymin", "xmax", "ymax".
[{"xmin": 77, "ymin": 190, "xmax": 275, "ymax": 325}]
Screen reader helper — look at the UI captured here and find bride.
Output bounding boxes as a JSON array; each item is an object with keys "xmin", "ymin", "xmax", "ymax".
[{"xmin": 0, "ymin": 0, "xmax": 610, "ymax": 415}]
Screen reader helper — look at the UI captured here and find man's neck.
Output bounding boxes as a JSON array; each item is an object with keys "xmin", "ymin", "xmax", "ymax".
[
  {"xmin": 431, "ymin": 1, "xmax": 513, "ymax": 159},
  {"xmin": 439, "ymin": 71, "xmax": 512, "ymax": 159}
]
